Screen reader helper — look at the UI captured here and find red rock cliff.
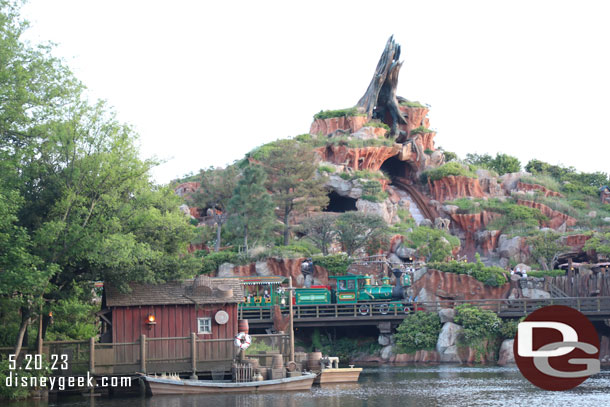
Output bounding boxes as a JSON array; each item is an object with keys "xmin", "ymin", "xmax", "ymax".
[
  {"xmin": 450, "ymin": 211, "xmax": 500, "ymax": 259},
  {"xmin": 413, "ymin": 269, "xmax": 511, "ymax": 302},
  {"xmin": 316, "ymin": 145, "xmax": 399, "ymax": 171},
  {"xmin": 429, "ymin": 176, "xmax": 484, "ymax": 202},
  {"xmin": 516, "ymin": 182, "xmax": 563, "ymax": 198},
  {"xmin": 221, "ymin": 257, "xmax": 329, "ymax": 287},
  {"xmin": 310, "ymin": 116, "xmax": 369, "ymax": 136},
  {"xmin": 516, "ymin": 199, "xmax": 577, "ymax": 230}
]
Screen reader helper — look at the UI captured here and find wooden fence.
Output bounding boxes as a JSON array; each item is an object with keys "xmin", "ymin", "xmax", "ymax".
[{"xmin": 0, "ymin": 333, "xmax": 290, "ymax": 377}]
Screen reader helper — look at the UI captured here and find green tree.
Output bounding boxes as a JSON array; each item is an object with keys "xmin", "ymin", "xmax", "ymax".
[
  {"xmin": 261, "ymin": 141, "xmax": 329, "ymax": 245},
  {"xmin": 300, "ymin": 213, "xmax": 338, "ymax": 255},
  {"xmin": 0, "ymin": 2, "xmax": 200, "ymax": 355},
  {"xmin": 334, "ymin": 212, "xmax": 387, "ymax": 256},
  {"xmin": 526, "ymin": 231, "xmax": 567, "ymax": 270},
  {"xmin": 466, "ymin": 153, "xmax": 520, "ymax": 175},
  {"xmin": 404, "ymin": 226, "xmax": 460, "ymax": 262},
  {"xmin": 191, "ymin": 165, "xmax": 239, "ymax": 251},
  {"xmin": 227, "ymin": 165, "xmax": 275, "ymax": 253}
]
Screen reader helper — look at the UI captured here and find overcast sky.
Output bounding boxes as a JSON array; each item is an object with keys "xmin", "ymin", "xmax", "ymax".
[{"xmin": 21, "ymin": 0, "xmax": 610, "ymax": 184}]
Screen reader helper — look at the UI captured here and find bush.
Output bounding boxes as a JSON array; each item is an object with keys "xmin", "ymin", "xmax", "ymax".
[
  {"xmin": 403, "ymin": 226, "xmax": 461, "ymax": 262},
  {"xmin": 527, "ymin": 269, "xmax": 566, "ymax": 278},
  {"xmin": 443, "ymin": 151, "xmax": 458, "ymax": 162},
  {"xmin": 445, "ymin": 198, "xmax": 483, "ymax": 214},
  {"xmin": 200, "ymin": 251, "xmax": 240, "ymax": 274},
  {"xmin": 420, "ymin": 162, "xmax": 477, "ymax": 183},
  {"xmin": 400, "ymin": 100, "xmax": 427, "ymax": 108},
  {"xmin": 454, "ymin": 303, "xmax": 502, "ymax": 361},
  {"xmin": 411, "ymin": 126, "xmax": 434, "ymax": 134},
  {"xmin": 318, "ymin": 164, "xmax": 335, "ymax": 174},
  {"xmin": 394, "ymin": 312, "xmax": 441, "ymax": 354},
  {"xmin": 313, "ymin": 253, "xmax": 352, "ymax": 275},
  {"xmin": 428, "ymin": 257, "xmax": 507, "ymax": 287},
  {"xmin": 364, "ymin": 121, "xmax": 390, "ymax": 131},
  {"xmin": 313, "ymin": 107, "xmax": 365, "ymax": 120}
]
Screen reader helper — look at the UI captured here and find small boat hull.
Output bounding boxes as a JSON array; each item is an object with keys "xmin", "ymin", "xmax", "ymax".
[
  {"xmin": 142, "ymin": 373, "xmax": 316, "ymax": 395},
  {"xmin": 314, "ymin": 368, "xmax": 362, "ymax": 384}
]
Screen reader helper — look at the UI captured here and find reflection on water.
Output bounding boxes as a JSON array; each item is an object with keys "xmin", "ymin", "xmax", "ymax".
[{"xmin": 5, "ymin": 365, "xmax": 610, "ymax": 407}]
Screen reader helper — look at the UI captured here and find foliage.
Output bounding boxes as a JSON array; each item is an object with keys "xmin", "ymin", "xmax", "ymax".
[
  {"xmin": 227, "ymin": 164, "xmax": 275, "ymax": 253},
  {"xmin": 317, "ymin": 335, "xmax": 380, "ymax": 363},
  {"xmin": 334, "ymin": 212, "xmax": 388, "ymax": 256},
  {"xmin": 0, "ymin": 2, "xmax": 201, "ymax": 354},
  {"xmin": 325, "ymin": 135, "xmax": 395, "ymax": 148},
  {"xmin": 361, "ymin": 180, "xmax": 388, "ymax": 203},
  {"xmin": 245, "ymin": 337, "xmax": 273, "ymax": 355},
  {"xmin": 525, "ymin": 231, "xmax": 567, "ymax": 270},
  {"xmin": 443, "ymin": 151, "xmax": 458, "ymax": 162},
  {"xmin": 424, "ymin": 148, "xmax": 434, "ymax": 155},
  {"xmin": 247, "ymin": 139, "xmax": 298, "ymax": 161},
  {"xmin": 200, "ymin": 251, "xmax": 241, "ymax": 274},
  {"xmin": 394, "ymin": 312, "xmax": 441, "ymax": 354},
  {"xmin": 300, "ymin": 214, "xmax": 339, "ymax": 256},
  {"xmin": 403, "ymin": 227, "xmax": 460, "ymax": 262},
  {"xmin": 525, "ymin": 159, "xmax": 609, "ymax": 196},
  {"xmin": 262, "ymin": 142, "xmax": 329, "ymax": 245},
  {"xmin": 318, "ymin": 164, "xmax": 335, "ymax": 174},
  {"xmin": 519, "ymin": 175, "xmax": 562, "ymax": 192},
  {"xmin": 338, "ymin": 169, "xmax": 389, "ymax": 181},
  {"xmin": 428, "ymin": 257, "xmax": 507, "ymax": 287},
  {"xmin": 444, "ymin": 198, "xmax": 483, "ymax": 214},
  {"xmin": 411, "ymin": 126, "xmax": 434, "ymax": 134},
  {"xmin": 583, "ymin": 232, "xmax": 610, "ymax": 256},
  {"xmin": 364, "ymin": 120, "xmax": 390, "ymax": 131},
  {"xmin": 45, "ymin": 285, "xmax": 98, "ymax": 341},
  {"xmin": 499, "ymin": 318, "xmax": 521, "ymax": 340},
  {"xmin": 485, "ymin": 198, "xmax": 548, "ymax": 233},
  {"xmin": 312, "ymin": 254, "xmax": 352, "ymax": 275},
  {"xmin": 313, "ymin": 107, "xmax": 365, "ymax": 120},
  {"xmin": 527, "ymin": 269, "xmax": 566, "ymax": 278},
  {"xmin": 399, "ymin": 100, "xmax": 427, "ymax": 108},
  {"xmin": 454, "ymin": 304, "xmax": 502, "ymax": 360},
  {"xmin": 420, "ymin": 162, "xmax": 477, "ymax": 183},
  {"xmin": 465, "ymin": 153, "xmax": 521, "ymax": 175},
  {"xmin": 0, "ymin": 356, "xmax": 51, "ymax": 400}
]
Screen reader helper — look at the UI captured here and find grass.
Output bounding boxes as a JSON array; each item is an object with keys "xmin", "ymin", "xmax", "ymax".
[
  {"xmin": 364, "ymin": 120, "xmax": 390, "ymax": 131},
  {"xmin": 400, "ymin": 100, "xmax": 427, "ymax": 108},
  {"xmin": 411, "ymin": 126, "xmax": 434, "ymax": 134},
  {"xmin": 314, "ymin": 107, "xmax": 366, "ymax": 120},
  {"xmin": 520, "ymin": 174, "xmax": 562, "ymax": 192},
  {"xmin": 318, "ymin": 164, "xmax": 335, "ymax": 174},
  {"xmin": 420, "ymin": 161, "xmax": 478, "ymax": 183},
  {"xmin": 338, "ymin": 169, "xmax": 389, "ymax": 181}
]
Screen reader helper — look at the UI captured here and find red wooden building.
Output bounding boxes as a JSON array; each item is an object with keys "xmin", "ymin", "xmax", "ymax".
[{"xmin": 100, "ymin": 275, "xmax": 243, "ymax": 374}]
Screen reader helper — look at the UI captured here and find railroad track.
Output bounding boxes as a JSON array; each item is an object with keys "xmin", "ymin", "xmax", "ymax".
[{"xmin": 392, "ymin": 177, "xmax": 438, "ymax": 221}]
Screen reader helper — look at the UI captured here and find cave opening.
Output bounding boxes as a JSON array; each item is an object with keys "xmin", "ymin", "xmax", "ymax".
[
  {"xmin": 380, "ymin": 155, "xmax": 412, "ymax": 180},
  {"xmin": 324, "ymin": 191, "xmax": 357, "ymax": 213}
]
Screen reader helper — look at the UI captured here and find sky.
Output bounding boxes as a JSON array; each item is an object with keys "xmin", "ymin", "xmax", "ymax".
[{"xmin": 21, "ymin": 0, "xmax": 610, "ymax": 184}]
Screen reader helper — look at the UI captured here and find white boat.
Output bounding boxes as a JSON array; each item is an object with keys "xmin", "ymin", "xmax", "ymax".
[{"xmin": 141, "ymin": 373, "xmax": 316, "ymax": 395}]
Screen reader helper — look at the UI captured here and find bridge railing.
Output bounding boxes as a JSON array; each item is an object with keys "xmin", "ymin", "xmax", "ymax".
[{"xmin": 240, "ymin": 296, "xmax": 610, "ymax": 322}]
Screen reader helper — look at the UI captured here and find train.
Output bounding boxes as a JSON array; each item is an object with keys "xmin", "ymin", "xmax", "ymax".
[{"xmin": 236, "ymin": 259, "xmax": 415, "ymax": 315}]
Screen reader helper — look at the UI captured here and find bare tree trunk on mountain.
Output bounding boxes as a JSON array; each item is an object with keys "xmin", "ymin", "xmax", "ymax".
[{"xmin": 357, "ymin": 36, "xmax": 407, "ymax": 139}]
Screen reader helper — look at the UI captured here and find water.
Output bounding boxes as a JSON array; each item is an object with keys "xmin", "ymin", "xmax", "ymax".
[{"xmin": 6, "ymin": 365, "xmax": 610, "ymax": 407}]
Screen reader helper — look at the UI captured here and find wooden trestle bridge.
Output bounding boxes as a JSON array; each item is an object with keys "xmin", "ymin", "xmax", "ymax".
[{"xmin": 241, "ymin": 296, "xmax": 610, "ymax": 329}]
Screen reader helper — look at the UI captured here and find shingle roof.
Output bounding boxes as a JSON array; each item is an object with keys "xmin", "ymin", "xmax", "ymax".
[{"xmin": 105, "ymin": 276, "xmax": 244, "ymax": 307}]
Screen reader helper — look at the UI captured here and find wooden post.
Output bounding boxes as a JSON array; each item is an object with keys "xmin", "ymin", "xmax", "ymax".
[
  {"xmin": 140, "ymin": 334, "xmax": 146, "ymax": 374},
  {"xmin": 190, "ymin": 332, "xmax": 197, "ymax": 379},
  {"xmin": 37, "ymin": 312, "xmax": 43, "ymax": 355},
  {"xmin": 289, "ymin": 277, "xmax": 295, "ymax": 362},
  {"xmin": 89, "ymin": 337, "xmax": 95, "ymax": 375}
]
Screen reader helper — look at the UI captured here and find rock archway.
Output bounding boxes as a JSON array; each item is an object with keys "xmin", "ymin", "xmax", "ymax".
[
  {"xmin": 324, "ymin": 191, "xmax": 358, "ymax": 213},
  {"xmin": 380, "ymin": 155, "xmax": 414, "ymax": 181}
]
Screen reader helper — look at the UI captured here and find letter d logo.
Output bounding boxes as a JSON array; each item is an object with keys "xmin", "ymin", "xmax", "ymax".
[{"xmin": 514, "ymin": 305, "xmax": 600, "ymax": 391}]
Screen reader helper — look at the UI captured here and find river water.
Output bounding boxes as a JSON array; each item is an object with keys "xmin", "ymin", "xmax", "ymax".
[{"xmin": 6, "ymin": 365, "xmax": 610, "ymax": 407}]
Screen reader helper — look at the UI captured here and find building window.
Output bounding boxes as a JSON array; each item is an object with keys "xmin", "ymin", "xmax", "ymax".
[{"xmin": 197, "ymin": 317, "xmax": 212, "ymax": 334}]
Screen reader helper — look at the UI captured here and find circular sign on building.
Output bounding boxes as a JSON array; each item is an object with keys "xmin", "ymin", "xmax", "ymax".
[{"xmin": 215, "ymin": 310, "xmax": 229, "ymax": 325}]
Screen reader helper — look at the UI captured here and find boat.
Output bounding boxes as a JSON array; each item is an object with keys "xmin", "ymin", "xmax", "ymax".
[
  {"xmin": 141, "ymin": 373, "xmax": 316, "ymax": 395},
  {"xmin": 312, "ymin": 357, "xmax": 362, "ymax": 384}
]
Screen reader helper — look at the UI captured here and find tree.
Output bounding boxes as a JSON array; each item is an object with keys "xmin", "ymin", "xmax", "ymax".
[
  {"xmin": 300, "ymin": 213, "xmax": 338, "ymax": 255},
  {"xmin": 0, "ymin": 2, "xmax": 200, "ymax": 354},
  {"xmin": 465, "ymin": 153, "xmax": 520, "ymax": 175},
  {"xmin": 190, "ymin": 165, "xmax": 239, "ymax": 251},
  {"xmin": 227, "ymin": 164, "xmax": 275, "ymax": 253},
  {"xmin": 334, "ymin": 212, "xmax": 387, "ymax": 256},
  {"xmin": 526, "ymin": 231, "xmax": 567, "ymax": 271},
  {"xmin": 394, "ymin": 312, "xmax": 441, "ymax": 354},
  {"xmin": 403, "ymin": 226, "xmax": 460, "ymax": 262},
  {"xmin": 262, "ymin": 141, "xmax": 329, "ymax": 245}
]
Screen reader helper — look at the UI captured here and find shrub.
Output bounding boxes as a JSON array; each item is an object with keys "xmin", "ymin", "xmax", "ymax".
[
  {"xmin": 400, "ymin": 100, "xmax": 427, "ymax": 108},
  {"xmin": 364, "ymin": 121, "xmax": 390, "ymax": 131},
  {"xmin": 570, "ymin": 200, "xmax": 587, "ymax": 210},
  {"xmin": 411, "ymin": 126, "xmax": 434, "ymax": 134},
  {"xmin": 454, "ymin": 303, "xmax": 502, "ymax": 360},
  {"xmin": 445, "ymin": 198, "xmax": 482, "ymax": 214},
  {"xmin": 318, "ymin": 164, "xmax": 335, "ymax": 174},
  {"xmin": 424, "ymin": 148, "xmax": 434, "ymax": 155},
  {"xmin": 420, "ymin": 162, "xmax": 477, "ymax": 183},
  {"xmin": 394, "ymin": 312, "xmax": 441, "ymax": 354},
  {"xmin": 294, "ymin": 133, "xmax": 313, "ymax": 143},
  {"xmin": 427, "ymin": 257, "xmax": 507, "ymax": 287},
  {"xmin": 312, "ymin": 253, "xmax": 352, "ymax": 275},
  {"xmin": 403, "ymin": 226, "xmax": 461, "ymax": 262},
  {"xmin": 443, "ymin": 151, "xmax": 458, "ymax": 162},
  {"xmin": 313, "ymin": 107, "xmax": 365, "ymax": 120},
  {"xmin": 527, "ymin": 269, "xmax": 566, "ymax": 278},
  {"xmin": 520, "ymin": 174, "xmax": 562, "ymax": 192},
  {"xmin": 200, "ymin": 251, "xmax": 240, "ymax": 274}
]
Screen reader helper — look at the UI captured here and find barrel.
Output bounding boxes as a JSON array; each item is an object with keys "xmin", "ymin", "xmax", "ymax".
[
  {"xmin": 294, "ymin": 352, "xmax": 308, "ymax": 364},
  {"xmin": 238, "ymin": 319, "xmax": 249, "ymax": 334},
  {"xmin": 307, "ymin": 351, "xmax": 322, "ymax": 370},
  {"xmin": 271, "ymin": 354, "xmax": 284, "ymax": 369}
]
